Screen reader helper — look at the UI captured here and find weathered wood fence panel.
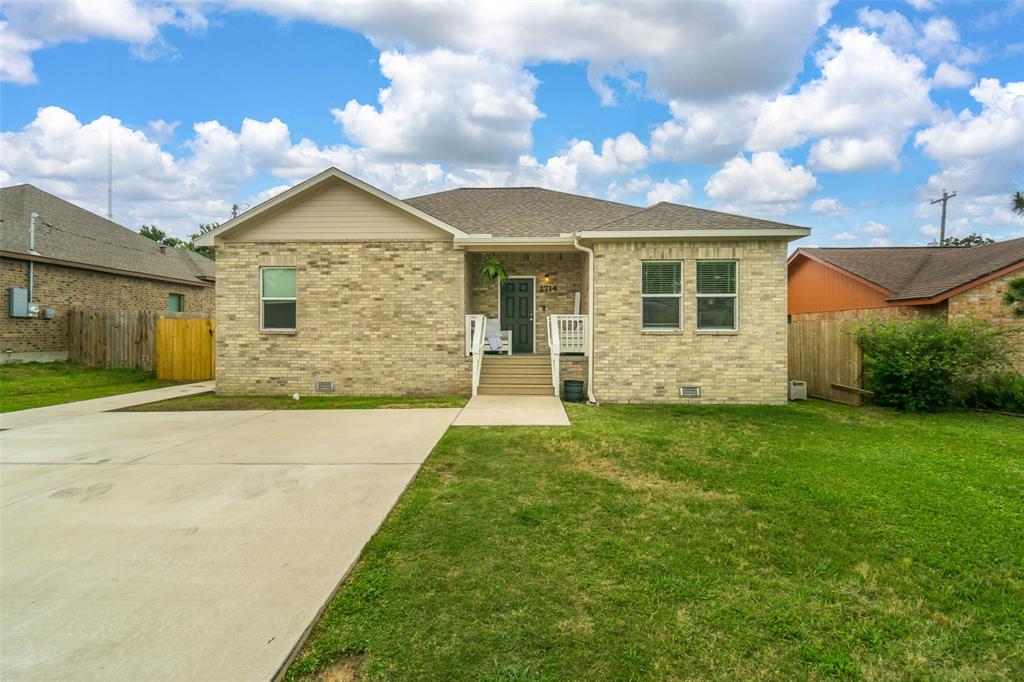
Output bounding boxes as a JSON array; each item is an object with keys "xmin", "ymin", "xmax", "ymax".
[
  {"xmin": 789, "ymin": 319, "xmax": 864, "ymax": 405},
  {"xmin": 155, "ymin": 318, "xmax": 216, "ymax": 381},
  {"xmin": 68, "ymin": 309, "xmax": 211, "ymax": 372}
]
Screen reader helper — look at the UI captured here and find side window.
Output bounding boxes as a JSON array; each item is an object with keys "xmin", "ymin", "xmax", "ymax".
[
  {"xmin": 641, "ymin": 261, "xmax": 682, "ymax": 330},
  {"xmin": 260, "ymin": 267, "xmax": 297, "ymax": 331},
  {"xmin": 696, "ymin": 261, "xmax": 738, "ymax": 331},
  {"xmin": 168, "ymin": 293, "xmax": 183, "ymax": 312}
]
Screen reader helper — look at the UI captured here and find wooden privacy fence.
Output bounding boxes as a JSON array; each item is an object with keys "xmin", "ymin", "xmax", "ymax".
[
  {"xmin": 788, "ymin": 319, "xmax": 865, "ymax": 405},
  {"xmin": 155, "ymin": 317, "xmax": 215, "ymax": 381},
  {"xmin": 68, "ymin": 309, "xmax": 213, "ymax": 375}
]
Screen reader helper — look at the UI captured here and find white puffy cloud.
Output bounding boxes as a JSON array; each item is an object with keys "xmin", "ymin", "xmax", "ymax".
[
  {"xmin": 860, "ymin": 220, "xmax": 892, "ymax": 236},
  {"xmin": 650, "ymin": 95, "xmax": 764, "ymax": 165},
  {"xmin": 833, "ymin": 231, "xmax": 858, "ymax": 241},
  {"xmin": 810, "ymin": 197, "xmax": 849, "ymax": 215},
  {"xmin": 645, "ymin": 179, "xmax": 692, "ymax": 205},
  {"xmin": 704, "ymin": 152, "xmax": 819, "ymax": 204},
  {"xmin": 932, "ymin": 62, "xmax": 975, "ymax": 89},
  {"xmin": 914, "ymin": 78, "xmax": 1024, "ymax": 236},
  {"xmin": 0, "ymin": 0, "xmax": 204, "ymax": 84},
  {"xmin": 227, "ymin": 0, "xmax": 831, "ymax": 104},
  {"xmin": 332, "ymin": 49, "xmax": 540, "ymax": 166},
  {"xmin": 748, "ymin": 27, "xmax": 934, "ymax": 173},
  {"xmin": 857, "ymin": 9, "xmax": 978, "ymax": 65}
]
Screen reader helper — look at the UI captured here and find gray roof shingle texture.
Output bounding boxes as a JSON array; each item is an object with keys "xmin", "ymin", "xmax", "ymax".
[
  {"xmin": 404, "ymin": 188, "xmax": 807, "ymax": 237},
  {"xmin": 800, "ymin": 237, "xmax": 1024, "ymax": 300},
  {"xmin": 1, "ymin": 184, "xmax": 215, "ymax": 285}
]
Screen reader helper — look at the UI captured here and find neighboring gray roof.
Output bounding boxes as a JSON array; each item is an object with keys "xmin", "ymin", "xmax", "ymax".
[
  {"xmin": 0, "ymin": 184, "xmax": 214, "ymax": 286},
  {"xmin": 404, "ymin": 187, "xmax": 643, "ymax": 237},
  {"xmin": 798, "ymin": 237, "xmax": 1024, "ymax": 301},
  {"xmin": 592, "ymin": 201, "xmax": 809, "ymax": 232}
]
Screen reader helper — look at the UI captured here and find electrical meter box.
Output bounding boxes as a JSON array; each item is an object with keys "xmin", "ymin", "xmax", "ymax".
[{"xmin": 8, "ymin": 288, "xmax": 29, "ymax": 317}]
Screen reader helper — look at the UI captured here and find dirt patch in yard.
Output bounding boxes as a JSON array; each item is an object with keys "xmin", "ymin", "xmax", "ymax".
[{"xmin": 298, "ymin": 654, "xmax": 364, "ymax": 682}]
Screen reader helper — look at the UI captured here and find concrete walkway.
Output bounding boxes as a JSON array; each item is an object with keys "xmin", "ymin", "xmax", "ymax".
[
  {"xmin": 0, "ymin": 381, "xmax": 215, "ymax": 430},
  {"xmin": 452, "ymin": 395, "xmax": 571, "ymax": 426},
  {"xmin": 1, "ymin": 401, "xmax": 459, "ymax": 682}
]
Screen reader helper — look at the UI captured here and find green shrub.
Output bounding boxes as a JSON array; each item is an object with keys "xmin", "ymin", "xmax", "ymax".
[
  {"xmin": 964, "ymin": 372, "xmax": 1024, "ymax": 413},
  {"xmin": 854, "ymin": 317, "xmax": 1013, "ymax": 411}
]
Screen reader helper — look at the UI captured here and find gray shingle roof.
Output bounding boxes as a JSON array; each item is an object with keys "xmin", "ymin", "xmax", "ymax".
[
  {"xmin": 0, "ymin": 184, "xmax": 215, "ymax": 286},
  {"xmin": 591, "ymin": 201, "xmax": 809, "ymax": 232},
  {"xmin": 404, "ymin": 187, "xmax": 644, "ymax": 237},
  {"xmin": 405, "ymin": 187, "xmax": 809, "ymax": 236},
  {"xmin": 799, "ymin": 237, "xmax": 1024, "ymax": 301}
]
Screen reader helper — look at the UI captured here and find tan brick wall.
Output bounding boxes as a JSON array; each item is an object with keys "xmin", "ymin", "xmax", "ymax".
[
  {"xmin": 1, "ymin": 257, "xmax": 214, "ymax": 354},
  {"xmin": 592, "ymin": 240, "xmax": 789, "ymax": 404},
  {"xmin": 215, "ymin": 240, "xmax": 469, "ymax": 395},
  {"xmin": 948, "ymin": 269, "xmax": 1024, "ymax": 372},
  {"xmin": 467, "ymin": 252, "xmax": 585, "ymax": 352}
]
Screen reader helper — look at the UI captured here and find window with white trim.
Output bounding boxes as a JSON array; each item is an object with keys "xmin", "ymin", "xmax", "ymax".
[
  {"xmin": 641, "ymin": 261, "xmax": 682, "ymax": 329},
  {"xmin": 260, "ymin": 267, "xmax": 297, "ymax": 331},
  {"xmin": 696, "ymin": 261, "xmax": 737, "ymax": 331}
]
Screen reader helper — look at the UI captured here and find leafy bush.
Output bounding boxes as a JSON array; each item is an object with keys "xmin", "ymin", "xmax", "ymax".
[
  {"xmin": 964, "ymin": 372, "xmax": 1024, "ymax": 413},
  {"xmin": 854, "ymin": 317, "xmax": 1013, "ymax": 411}
]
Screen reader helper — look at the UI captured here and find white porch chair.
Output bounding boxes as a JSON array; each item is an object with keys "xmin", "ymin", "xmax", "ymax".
[{"xmin": 484, "ymin": 318, "xmax": 512, "ymax": 355}]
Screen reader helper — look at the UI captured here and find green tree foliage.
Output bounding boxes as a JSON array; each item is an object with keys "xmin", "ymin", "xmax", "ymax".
[
  {"xmin": 1003, "ymin": 276, "xmax": 1024, "ymax": 319},
  {"xmin": 481, "ymin": 255, "xmax": 509, "ymax": 283},
  {"xmin": 940, "ymin": 233, "xmax": 995, "ymax": 246},
  {"xmin": 1013, "ymin": 191, "xmax": 1024, "ymax": 217},
  {"xmin": 138, "ymin": 222, "xmax": 217, "ymax": 260},
  {"xmin": 854, "ymin": 317, "xmax": 1012, "ymax": 411}
]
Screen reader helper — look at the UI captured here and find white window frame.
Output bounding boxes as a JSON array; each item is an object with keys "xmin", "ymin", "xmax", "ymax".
[
  {"xmin": 260, "ymin": 266, "xmax": 297, "ymax": 332},
  {"xmin": 641, "ymin": 260, "xmax": 683, "ymax": 331},
  {"xmin": 696, "ymin": 260, "xmax": 739, "ymax": 332}
]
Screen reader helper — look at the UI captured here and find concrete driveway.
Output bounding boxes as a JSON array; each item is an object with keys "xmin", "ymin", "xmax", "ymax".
[{"xmin": 1, "ymin": 404, "xmax": 459, "ymax": 681}]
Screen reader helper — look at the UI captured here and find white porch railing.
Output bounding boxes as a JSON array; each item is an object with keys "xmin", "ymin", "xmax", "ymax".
[
  {"xmin": 547, "ymin": 315, "xmax": 560, "ymax": 396},
  {"xmin": 549, "ymin": 315, "xmax": 588, "ymax": 355},
  {"xmin": 467, "ymin": 314, "xmax": 487, "ymax": 396}
]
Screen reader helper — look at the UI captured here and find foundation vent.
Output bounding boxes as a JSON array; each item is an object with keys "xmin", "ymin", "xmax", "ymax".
[
  {"xmin": 679, "ymin": 385, "xmax": 701, "ymax": 398},
  {"xmin": 315, "ymin": 380, "xmax": 336, "ymax": 393}
]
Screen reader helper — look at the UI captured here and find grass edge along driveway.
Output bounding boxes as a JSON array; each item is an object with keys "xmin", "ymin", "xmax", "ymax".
[
  {"xmin": 287, "ymin": 400, "xmax": 1024, "ymax": 681},
  {"xmin": 0, "ymin": 361, "xmax": 180, "ymax": 412}
]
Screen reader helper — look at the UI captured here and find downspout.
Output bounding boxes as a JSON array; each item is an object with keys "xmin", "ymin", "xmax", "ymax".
[{"xmin": 572, "ymin": 233, "xmax": 597, "ymax": 404}]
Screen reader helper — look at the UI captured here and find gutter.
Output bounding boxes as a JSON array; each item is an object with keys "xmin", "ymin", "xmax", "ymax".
[{"xmin": 572, "ymin": 233, "xmax": 598, "ymax": 405}]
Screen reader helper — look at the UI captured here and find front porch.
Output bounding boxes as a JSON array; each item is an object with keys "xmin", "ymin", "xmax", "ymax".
[{"xmin": 462, "ymin": 251, "xmax": 590, "ymax": 397}]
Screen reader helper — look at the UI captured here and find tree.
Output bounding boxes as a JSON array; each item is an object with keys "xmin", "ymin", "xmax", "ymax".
[
  {"xmin": 940, "ymin": 233, "xmax": 995, "ymax": 247},
  {"xmin": 1004, "ymin": 277, "xmax": 1024, "ymax": 319},
  {"xmin": 1013, "ymin": 191, "xmax": 1024, "ymax": 217},
  {"xmin": 188, "ymin": 222, "xmax": 218, "ymax": 260},
  {"xmin": 139, "ymin": 224, "xmax": 187, "ymax": 249}
]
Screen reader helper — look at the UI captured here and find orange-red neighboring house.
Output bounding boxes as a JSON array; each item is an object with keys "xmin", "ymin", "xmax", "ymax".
[{"xmin": 788, "ymin": 237, "xmax": 1024, "ymax": 371}]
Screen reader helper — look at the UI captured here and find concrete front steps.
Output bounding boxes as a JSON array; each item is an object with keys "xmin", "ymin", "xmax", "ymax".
[{"xmin": 477, "ymin": 354, "xmax": 555, "ymax": 396}]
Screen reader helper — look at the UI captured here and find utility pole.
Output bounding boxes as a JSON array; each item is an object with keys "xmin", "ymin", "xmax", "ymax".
[{"xmin": 930, "ymin": 189, "xmax": 957, "ymax": 245}]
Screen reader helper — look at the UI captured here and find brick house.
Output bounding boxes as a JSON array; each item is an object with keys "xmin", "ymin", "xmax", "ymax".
[
  {"xmin": 196, "ymin": 167, "xmax": 810, "ymax": 404},
  {"xmin": 1, "ymin": 185, "xmax": 215, "ymax": 363},
  {"xmin": 788, "ymin": 240, "xmax": 1024, "ymax": 371}
]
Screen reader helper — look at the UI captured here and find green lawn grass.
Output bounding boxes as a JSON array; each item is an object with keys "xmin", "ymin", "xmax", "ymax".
[
  {"xmin": 288, "ymin": 400, "xmax": 1024, "ymax": 680},
  {"xmin": 120, "ymin": 393, "xmax": 467, "ymax": 411},
  {"xmin": 0, "ymin": 361, "xmax": 179, "ymax": 412}
]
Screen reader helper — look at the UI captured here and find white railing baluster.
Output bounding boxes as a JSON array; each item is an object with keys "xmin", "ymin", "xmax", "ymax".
[
  {"xmin": 547, "ymin": 314, "xmax": 587, "ymax": 355},
  {"xmin": 548, "ymin": 315, "xmax": 560, "ymax": 396},
  {"xmin": 469, "ymin": 314, "xmax": 487, "ymax": 397}
]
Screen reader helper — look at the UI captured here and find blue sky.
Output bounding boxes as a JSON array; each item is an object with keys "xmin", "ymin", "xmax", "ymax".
[{"xmin": 1, "ymin": 0, "xmax": 1022, "ymax": 245}]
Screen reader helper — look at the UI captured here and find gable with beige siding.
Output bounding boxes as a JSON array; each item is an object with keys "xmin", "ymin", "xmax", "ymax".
[{"xmin": 226, "ymin": 178, "xmax": 451, "ymax": 242}]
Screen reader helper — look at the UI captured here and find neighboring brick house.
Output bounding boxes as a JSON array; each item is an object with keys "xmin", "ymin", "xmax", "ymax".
[
  {"xmin": 788, "ymin": 240, "xmax": 1024, "ymax": 371},
  {"xmin": 1, "ymin": 185, "xmax": 215, "ymax": 363},
  {"xmin": 197, "ymin": 168, "xmax": 808, "ymax": 404}
]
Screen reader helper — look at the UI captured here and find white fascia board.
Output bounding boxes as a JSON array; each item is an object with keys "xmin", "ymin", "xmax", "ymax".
[
  {"xmin": 570, "ymin": 228, "xmax": 811, "ymax": 240},
  {"xmin": 194, "ymin": 167, "xmax": 467, "ymax": 247}
]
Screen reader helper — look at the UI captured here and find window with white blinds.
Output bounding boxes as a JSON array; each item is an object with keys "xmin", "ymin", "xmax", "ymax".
[
  {"xmin": 641, "ymin": 261, "xmax": 682, "ymax": 329},
  {"xmin": 696, "ymin": 261, "xmax": 737, "ymax": 331}
]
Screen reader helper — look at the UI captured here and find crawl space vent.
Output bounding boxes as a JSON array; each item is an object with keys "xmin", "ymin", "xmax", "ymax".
[
  {"xmin": 315, "ymin": 380, "xmax": 336, "ymax": 393},
  {"xmin": 678, "ymin": 385, "xmax": 701, "ymax": 398}
]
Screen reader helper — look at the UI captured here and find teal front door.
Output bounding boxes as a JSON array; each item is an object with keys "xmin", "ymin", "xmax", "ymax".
[{"xmin": 500, "ymin": 278, "xmax": 534, "ymax": 353}]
